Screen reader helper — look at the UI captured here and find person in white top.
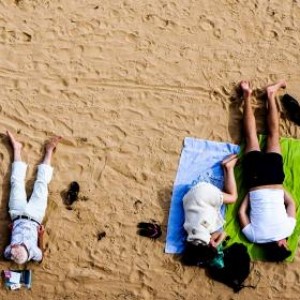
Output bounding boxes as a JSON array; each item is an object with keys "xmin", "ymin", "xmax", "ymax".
[
  {"xmin": 181, "ymin": 154, "xmax": 238, "ymax": 266},
  {"xmin": 4, "ymin": 131, "xmax": 62, "ymax": 265},
  {"xmin": 238, "ymin": 80, "xmax": 296, "ymax": 262}
]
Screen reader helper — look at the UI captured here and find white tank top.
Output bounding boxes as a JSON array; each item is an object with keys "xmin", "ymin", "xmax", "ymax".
[{"xmin": 242, "ymin": 189, "xmax": 296, "ymax": 243}]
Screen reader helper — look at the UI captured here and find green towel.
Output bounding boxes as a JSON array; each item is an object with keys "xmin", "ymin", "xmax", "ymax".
[{"xmin": 225, "ymin": 135, "xmax": 300, "ymax": 262}]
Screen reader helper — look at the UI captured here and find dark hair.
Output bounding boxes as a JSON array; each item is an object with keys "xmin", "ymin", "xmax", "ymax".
[
  {"xmin": 181, "ymin": 241, "xmax": 217, "ymax": 266},
  {"xmin": 262, "ymin": 242, "xmax": 292, "ymax": 262},
  {"xmin": 208, "ymin": 243, "xmax": 252, "ymax": 292}
]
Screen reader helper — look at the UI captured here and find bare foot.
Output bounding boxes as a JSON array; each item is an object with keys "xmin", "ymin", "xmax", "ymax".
[
  {"xmin": 45, "ymin": 136, "xmax": 62, "ymax": 153},
  {"xmin": 266, "ymin": 80, "xmax": 286, "ymax": 98},
  {"xmin": 6, "ymin": 130, "xmax": 22, "ymax": 151},
  {"xmin": 240, "ymin": 80, "xmax": 252, "ymax": 98},
  {"xmin": 222, "ymin": 154, "xmax": 238, "ymax": 169}
]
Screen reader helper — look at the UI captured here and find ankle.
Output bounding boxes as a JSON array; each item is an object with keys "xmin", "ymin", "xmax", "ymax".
[
  {"xmin": 45, "ymin": 148, "xmax": 53, "ymax": 155},
  {"xmin": 14, "ymin": 151, "xmax": 21, "ymax": 160}
]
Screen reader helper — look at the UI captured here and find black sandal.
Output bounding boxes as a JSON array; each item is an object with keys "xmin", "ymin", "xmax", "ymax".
[
  {"xmin": 137, "ymin": 222, "xmax": 162, "ymax": 239},
  {"xmin": 65, "ymin": 181, "xmax": 80, "ymax": 205}
]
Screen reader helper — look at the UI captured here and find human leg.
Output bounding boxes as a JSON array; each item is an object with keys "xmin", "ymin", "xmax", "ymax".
[
  {"xmin": 25, "ymin": 136, "xmax": 62, "ymax": 223},
  {"xmin": 240, "ymin": 81, "xmax": 260, "ymax": 153},
  {"xmin": 42, "ymin": 136, "xmax": 62, "ymax": 165},
  {"xmin": 265, "ymin": 80, "xmax": 286, "ymax": 153},
  {"xmin": 7, "ymin": 131, "xmax": 27, "ymax": 219}
]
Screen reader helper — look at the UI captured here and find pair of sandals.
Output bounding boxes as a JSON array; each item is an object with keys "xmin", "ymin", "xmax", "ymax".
[
  {"xmin": 282, "ymin": 94, "xmax": 300, "ymax": 126},
  {"xmin": 63, "ymin": 183, "xmax": 162, "ymax": 241},
  {"xmin": 64, "ymin": 183, "xmax": 162, "ymax": 240}
]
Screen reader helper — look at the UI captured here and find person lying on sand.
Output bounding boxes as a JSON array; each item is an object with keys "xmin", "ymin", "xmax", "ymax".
[
  {"xmin": 238, "ymin": 80, "xmax": 296, "ymax": 261},
  {"xmin": 181, "ymin": 154, "xmax": 238, "ymax": 266},
  {"xmin": 4, "ymin": 131, "xmax": 62, "ymax": 265}
]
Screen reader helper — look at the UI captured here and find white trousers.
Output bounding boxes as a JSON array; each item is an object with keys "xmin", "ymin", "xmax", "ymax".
[{"xmin": 9, "ymin": 161, "xmax": 53, "ymax": 224}]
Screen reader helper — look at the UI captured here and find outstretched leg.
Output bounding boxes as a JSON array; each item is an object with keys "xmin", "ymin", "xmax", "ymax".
[
  {"xmin": 7, "ymin": 131, "xmax": 22, "ymax": 162},
  {"xmin": 42, "ymin": 136, "xmax": 62, "ymax": 165},
  {"xmin": 241, "ymin": 81, "xmax": 260, "ymax": 153},
  {"xmin": 26, "ymin": 136, "xmax": 62, "ymax": 223},
  {"xmin": 6, "ymin": 131, "xmax": 27, "ymax": 219},
  {"xmin": 265, "ymin": 80, "xmax": 286, "ymax": 153}
]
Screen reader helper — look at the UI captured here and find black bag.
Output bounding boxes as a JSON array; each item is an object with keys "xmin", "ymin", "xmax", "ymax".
[{"xmin": 208, "ymin": 243, "xmax": 254, "ymax": 292}]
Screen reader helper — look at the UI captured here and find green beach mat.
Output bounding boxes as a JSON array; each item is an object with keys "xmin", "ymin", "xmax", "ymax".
[{"xmin": 225, "ymin": 135, "xmax": 300, "ymax": 262}]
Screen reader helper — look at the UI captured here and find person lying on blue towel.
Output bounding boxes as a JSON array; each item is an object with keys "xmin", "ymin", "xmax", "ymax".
[{"xmin": 181, "ymin": 154, "xmax": 238, "ymax": 266}]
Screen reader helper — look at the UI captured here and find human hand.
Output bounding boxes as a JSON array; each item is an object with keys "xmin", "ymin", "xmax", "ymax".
[
  {"xmin": 210, "ymin": 231, "xmax": 226, "ymax": 248},
  {"xmin": 210, "ymin": 239, "xmax": 217, "ymax": 248}
]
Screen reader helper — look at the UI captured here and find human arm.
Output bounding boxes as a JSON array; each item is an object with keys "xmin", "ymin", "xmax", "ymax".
[
  {"xmin": 238, "ymin": 193, "xmax": 251, "ymax": 228},
  {"xmin": 8, "ymin": 223, "xmax": 13, "ymax": 231},
  {"xmin": 284, "ymin": 190, "xmax": 296, "ymax": 218},
  {"xmin": 3, "ymin": 223, "xmax": 14, "ymax": 260},
  {"xmin": 222, "ymin": 155, "xmax": 238, "ymax": 204},
  {"xmin": 210, "ymin": 231, "xmax": 226, "ymax": 248},
  {"xmin": 37, "ymin": 225, "xmax": 45, "ymax": 254},
  {"xmin": 30, "ymin": 225, "xmax": 45, "ymax": 263},
  {"xmin": 223, "ymin": 191, "xmax": 238, "ymax": 204}
]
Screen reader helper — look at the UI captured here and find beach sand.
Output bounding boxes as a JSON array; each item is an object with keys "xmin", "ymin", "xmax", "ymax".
[{"xmin": 0, "ymin": 0, "xmax": 300, "ymax": 299}]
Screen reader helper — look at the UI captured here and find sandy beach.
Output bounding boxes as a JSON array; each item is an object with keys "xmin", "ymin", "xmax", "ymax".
[{"xmin": 0, "ymin": 0, "xmax": 300, "ymax": 299}]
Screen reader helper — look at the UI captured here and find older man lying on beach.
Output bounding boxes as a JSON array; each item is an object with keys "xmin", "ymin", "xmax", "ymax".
[{"xmin": 4, "ymin": 131, "xmax": 61, "ymax": 265}]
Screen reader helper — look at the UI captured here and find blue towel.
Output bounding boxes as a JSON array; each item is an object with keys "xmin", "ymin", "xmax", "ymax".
[{"xmin": 165, "ymin": 137, "xmax": 240, "ymax": 254}]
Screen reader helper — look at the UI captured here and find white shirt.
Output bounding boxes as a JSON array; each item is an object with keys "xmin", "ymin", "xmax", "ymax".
[
  {"xmin": 183, "ymin": 182, "xmax": 224, "ymax": 244},
  {"xmin": 242, "ymin": 189, "xmax": 296, "ymax": 243},
  {"xmin": 4, "ymin": 219, "xmax": 42, "ymax": 262}
]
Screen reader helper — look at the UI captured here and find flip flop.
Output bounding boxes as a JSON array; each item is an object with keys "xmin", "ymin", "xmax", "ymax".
[
  {"xmin": 137, "ymin": 222, "xmax": 162, "ymax": 239},
  {"xmin": 282, "ymin": 94, "xmax": 300, "ymax": 126},
  {"xmin": 65, "ymin": 181, "xmax": 80, "ymax": 205}
]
